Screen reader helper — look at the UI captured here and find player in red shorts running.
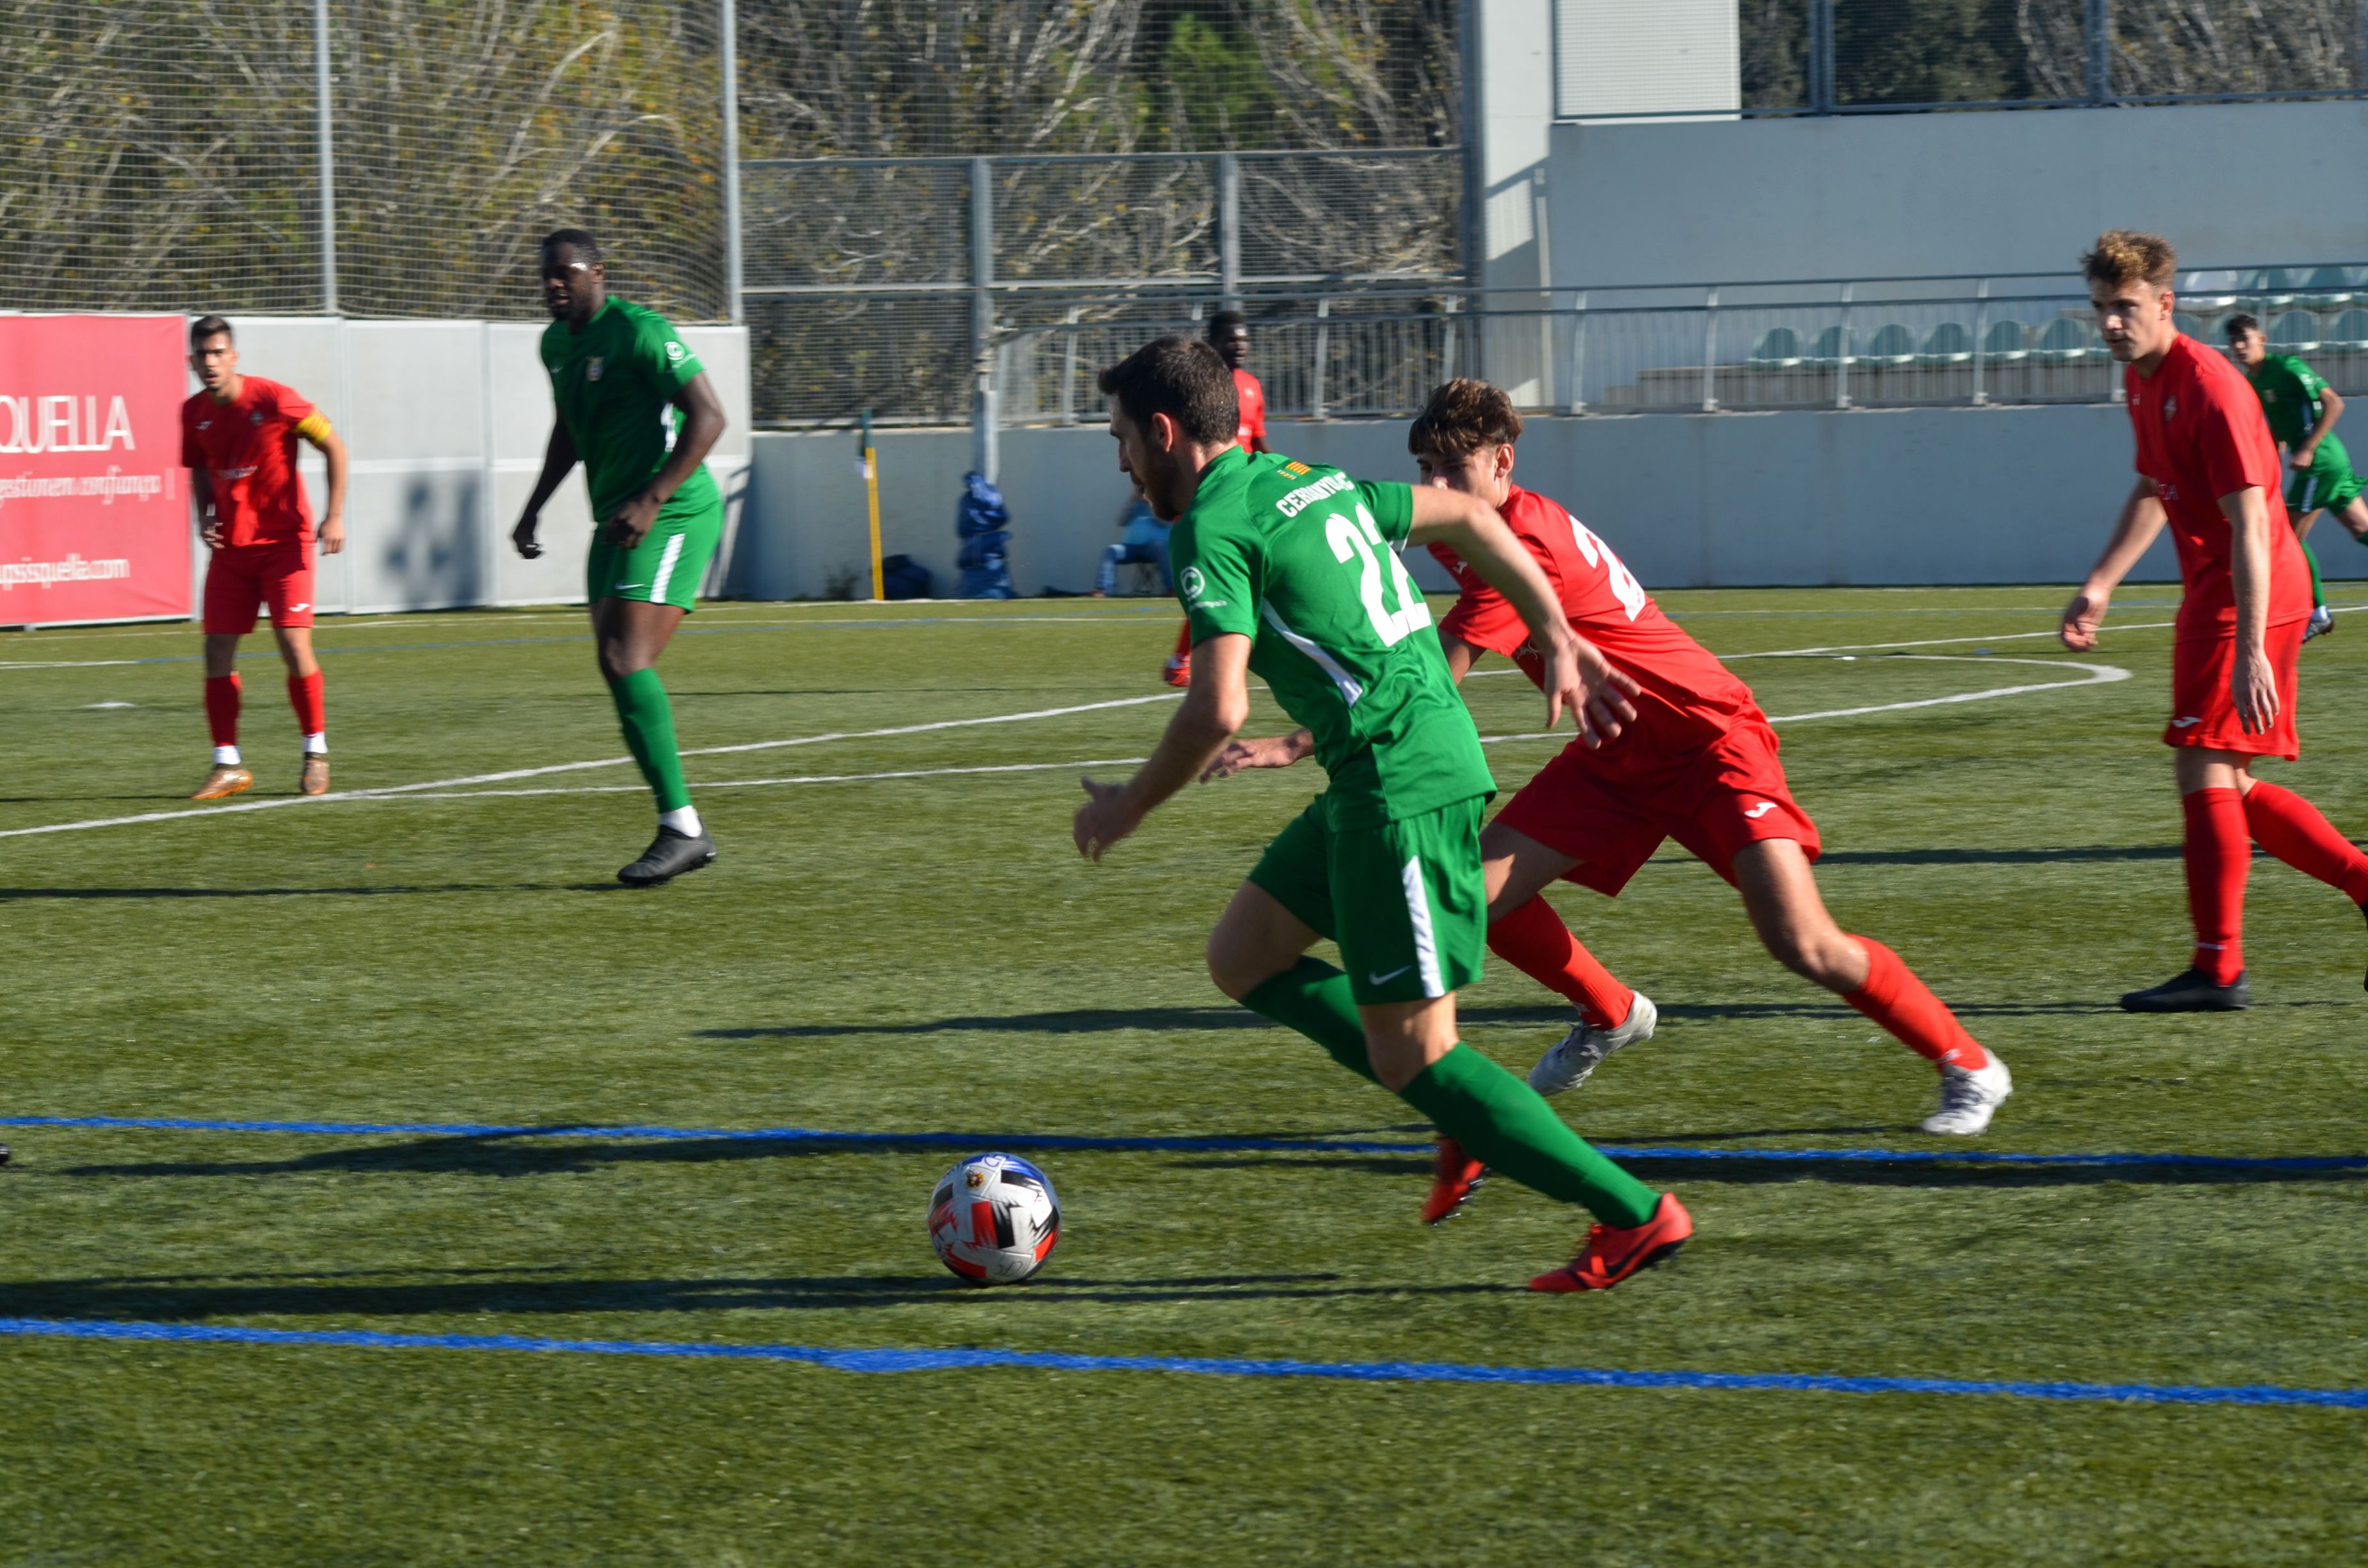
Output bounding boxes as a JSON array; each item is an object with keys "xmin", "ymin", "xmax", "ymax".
[
  {"xmin": 1164, "ymin": 311, "xmax": 1270, "ymax": 688},
  {"xmin": 2061, "ymin": 232, "xmax": 2368, "ymax": 1011},
  {"xmin": 180, "ymin": 315, "xmax": 348, "ymax": 800},
  {"xmin": 1208, "ymin": 380, "xmax": 2012, "ymax": 1218}
]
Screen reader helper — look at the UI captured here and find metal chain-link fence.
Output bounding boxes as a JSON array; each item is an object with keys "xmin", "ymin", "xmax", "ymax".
[{"xmin": 0, "ymin": 0, "xmax": 726, "ymax": 322}]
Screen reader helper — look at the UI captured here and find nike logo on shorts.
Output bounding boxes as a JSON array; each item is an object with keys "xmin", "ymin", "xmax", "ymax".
[{"xmin": 1369, "ymin": 965, "xmax": 1413, "ymax": 986}]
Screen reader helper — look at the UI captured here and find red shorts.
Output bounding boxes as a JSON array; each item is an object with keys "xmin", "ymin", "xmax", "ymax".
[
  {"xmin": 1492, "ymin": 718, "xmax": 1821, "ymax": 896},
  {"xmin": 2165, "ymin": 618, "xmax": 2305, "ymax": 760},
  {"xmin": 202, "ymin": 541, "xmax": 315, "ymax": 635}
]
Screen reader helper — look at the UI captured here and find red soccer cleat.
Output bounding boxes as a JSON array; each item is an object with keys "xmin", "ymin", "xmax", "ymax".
[
  {"xmin": 1529, "ymin": 1193, "xmax": 1693, "ymax": 1293},
  {"xmin": 1421, "ymin": 1136, "xmax": 1486, "ymax": 1225},
  {"xmin": 1162, "ymin": 653, "xmax": 1191, "ymax": 688}
]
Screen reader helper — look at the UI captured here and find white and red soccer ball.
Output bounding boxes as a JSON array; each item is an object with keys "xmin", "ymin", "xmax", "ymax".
[{"xmin": 928, "ymin": 1153, "xmax": 1061, "ymax": 1284}]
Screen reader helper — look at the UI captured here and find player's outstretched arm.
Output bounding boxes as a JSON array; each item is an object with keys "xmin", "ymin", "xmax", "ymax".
[
  {"xmin": 606, "ymin": 373, "xmax": 729, "ymax": 550},
  {"xmin": 513, "ymin": 422, "xmax": 579, "ymax": 559},
  {"xmin": 1201, "ymin": 728, "xmax": 1312, "ymax": 781},
  {"xmin": 1076, "ymin": 633, "xmax": 1251, "ymax": 860},
  {"xmin": 1404, "ymin": 488, "xmax": 1636, "ymax": 746},
  {"xmin": 2062, "ymin": 478, "xmax": 2167, "ymax": 651}
]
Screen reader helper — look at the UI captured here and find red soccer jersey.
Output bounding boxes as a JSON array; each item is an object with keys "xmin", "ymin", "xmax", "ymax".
[
  {"xmin": 1233, "ymin": 368, "xmax": 1267, "ymax": 448},
  {"xmin": 1429, "ymin": 484, "xmax": 1762, "ymax": 777},
  {"xmin": 2124, "ymin": 335, "xmax": 2312, "ymax": 639},
  {"xmin": 181, "ymin": 376, "xmax": 317, "ymax": 548}
]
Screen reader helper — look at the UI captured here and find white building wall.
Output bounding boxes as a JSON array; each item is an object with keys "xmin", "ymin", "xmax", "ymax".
[
  {"xmin": 1545, "ymin": 99, "xmax": 2368, "ymax": 288},
  {"xmin": 219, "ymin": 317, "xmax": 750, "ymax": 615},
  {"xmin": 739, "ymin": 399, "xmax": 2362, "ymax": 605}
]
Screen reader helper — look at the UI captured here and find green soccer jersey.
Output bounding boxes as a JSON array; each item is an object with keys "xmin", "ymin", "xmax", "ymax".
[
  {"xmin": 539, "ymin": 298, "xmax": 719, "ymax": 521},
  {"xmin": 1172, "ymin": 447, "xmax": 1495, "ymax": 827},
  {"xmin": 2247, "ymin": 354, "xmax": 2333, "ymax": 448}
]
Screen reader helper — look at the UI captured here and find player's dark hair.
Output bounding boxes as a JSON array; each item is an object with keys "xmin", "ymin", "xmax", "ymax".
[
  {"xmin": 190, "ymin": 314, "xmax": 233, "ymax": 347},
  {"xmin": 2082, "ymin": 230, "xmax": 2176, "ymax": 291},
  {"xmin": 541, "ymin": 227, "xmax": 603, "ymax": 263},
  {"xmin": 1408, "ymin": 379, "xmax": 1523, "ymax": 459},
  {"xmin": 1206, "ymin": 309, "xmax": 1247, "ymax": 342},
  {"xmin": 1098, "ymin": 336, "xmax": 1239, "ymax": 444},
  {"xmin": 2224, "ymin": 312, "xmax": 2261, "ymax": 341}
]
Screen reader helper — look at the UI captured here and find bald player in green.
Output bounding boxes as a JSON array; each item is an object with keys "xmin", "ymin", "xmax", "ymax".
[
  {"xmin": 516, "ymin": 228, "xmax": 732, "ymax": 885},
  {"xmin": 2227, "ymin": 313, "xmax": 2368, "ymax": 642}
]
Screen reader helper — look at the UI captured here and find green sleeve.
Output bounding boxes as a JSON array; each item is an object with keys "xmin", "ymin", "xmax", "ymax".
[
  {"xmin": 1174, "ymin": 517, "xmax": 1258, "ymax": 644},
  {"xmin": 2290, "ymin": 358, "xmax": 2328, "ymax": 400},
  {"xmin": 634, "ymin": 309, "xmax": 705, "ymax": 395},
  {"xmin": 1359, "ymin": 479, "xmax": 1415, "ymax": 544}
]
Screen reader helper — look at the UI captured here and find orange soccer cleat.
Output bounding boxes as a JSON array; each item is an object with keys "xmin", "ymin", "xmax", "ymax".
[
  {"xmin": 191, "ymin": 764, "xmax": 254, "ymax": 801},
  {"xmin": 1529, "ymin": 1193, "xmax": 1693, "ymax": 1293},
  {"xmin": 1421, "ymin": 1136, "xmax": 1486, "ymax": 1225},
  {"xmin": 299, "ymin": 754, "xmax": 331, "ymax": 796}
]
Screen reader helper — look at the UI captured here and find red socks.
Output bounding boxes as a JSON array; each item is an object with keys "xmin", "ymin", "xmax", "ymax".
[
  {"xmin": 2182, "ymin": 787, "xmax": 2251, "ymax": 984},
  {"xmin": 1173, "ymin": 619, "xmax": 1193, "ymax": 660},
  {"xmin": 287, "ymin": 669, "xmax": 326, "ymax": 738},
  {"xmin": 1845, "ymin": 938, "xmax": 1991, "ymax": 1072},
  {"xmin": 2242, "ymin": 780, "xmax": 2368, "ymax": 905},
  {"xmin": 1487, "ymin": 897, "xmax": 1634, "ymax": 1029},
  {"xmin": 204, "ymin": 674, "xmax": 242, "ymax": 748}
]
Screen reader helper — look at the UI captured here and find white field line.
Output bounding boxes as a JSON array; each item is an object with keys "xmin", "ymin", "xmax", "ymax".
[
  {"xmin": 0, "ymin": 693, "xmax": 1183, "ymax": 840},
  {"xmin": 297, "ymin": 656, "xmax": 2133, "ymax": 803},
  {"xmin": 1476, "ymin": 657, "xmax": 2128, "ymax": 742},
  {"xmin": 0, "ymin": 647, "xmax": 2137, "ymax": 837}
]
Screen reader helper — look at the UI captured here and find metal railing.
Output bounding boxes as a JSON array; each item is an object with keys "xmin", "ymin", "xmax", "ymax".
[
  {"xmin": 991, "ymin": 265, "xmax": 2368, "ymax": 426},
  {"xmin": 743, "ymin": 147, "xmax": 1466, "ymax": 428}
]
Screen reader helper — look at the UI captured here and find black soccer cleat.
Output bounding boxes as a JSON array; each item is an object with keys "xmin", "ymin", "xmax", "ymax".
[
  {"xmin": 0, "ymin": 1142, "xmax": 12, "ymax": 1166},
  {"xmin": 2119, "ymin": 967, "xmax": 2250, "ymax": 1013},
  {"xmin": 618, "ymin": 826, "xmax": 716, "ymax": 887}
]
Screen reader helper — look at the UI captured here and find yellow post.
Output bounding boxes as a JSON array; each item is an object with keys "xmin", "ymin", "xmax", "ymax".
[{"xmin": 862, "ymin": 408, "xmax": 885, "ymax": 600}]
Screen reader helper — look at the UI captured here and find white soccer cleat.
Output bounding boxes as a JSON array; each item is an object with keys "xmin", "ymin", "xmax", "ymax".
[
  {"xmin": 1921, "ymin": 1055, "xmax": 2012, "ymax": 1136},
  {"xmin": 2304, "ymin": 604, "xmax": 2336, "ymax": 642},
  {"xmin": 1527, "ymin": 992, "xmax": 1658, "ymax": 1096}
]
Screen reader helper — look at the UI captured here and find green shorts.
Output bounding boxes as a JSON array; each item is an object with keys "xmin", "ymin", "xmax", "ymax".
[
  {"xmin": 586, "ymin": 491, "xmax": 723, "ymax": 612},
  {"xmin": 2287, "ymin": 437, "xmax": 2364, "ymax": 518},
  {"xmin": 1249, "ymin": 795, "xmax": 1489, "ymax": 1006}
]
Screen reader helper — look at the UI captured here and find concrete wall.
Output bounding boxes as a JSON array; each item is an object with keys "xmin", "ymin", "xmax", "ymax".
[
  {"xmin": 1547, "ymin": 99, "xmax": 2368, "ymax": 288},
  {"xmin": 221, "ymin": 317, "xmax": 750, "ymax": 614},
  {"xmin": 742, "ymin": 397, "xmax": 2365, "ymax": 602}
]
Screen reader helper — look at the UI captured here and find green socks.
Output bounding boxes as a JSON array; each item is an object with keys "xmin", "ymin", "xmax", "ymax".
[
  {"xmin": 1238, "ymin": 963, "xmax": 1658, "ymax": 1229},
  {"xmin": 608, "ymin": 667, "xmax": 691, "ymax": 812},
  {"xmin": 1242, "ymin": 959, "xmax": 1379, "ymax": 1084},
  {"xmin": 1399, "ymin": 1044, "xmax": 1661, "ymax": 1228},
  {"xmin": 2301, "ymin": 536, "xmax": 2324, "ymax": 608}
]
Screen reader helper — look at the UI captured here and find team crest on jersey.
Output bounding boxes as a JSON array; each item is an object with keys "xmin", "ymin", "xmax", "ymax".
[
  {"xmin": 250, "ymin": 411, "xmax": 264, "ymax": 426},
  {"xmin": 586, "ymin": 356, "xmax": 605, "ymax": 382},
  {"xmin": 2164, "ymin": 396, "xmax": 2176, "ymax": 417},
  {"xmin": 2262, "ymin": 389, "xmax": 2277, "ymax": 402}
]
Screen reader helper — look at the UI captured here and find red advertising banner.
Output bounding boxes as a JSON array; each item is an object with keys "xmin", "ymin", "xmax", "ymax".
[{"xmin": 0, "ymin": 314, "xmax": 192, "ymax": 625}]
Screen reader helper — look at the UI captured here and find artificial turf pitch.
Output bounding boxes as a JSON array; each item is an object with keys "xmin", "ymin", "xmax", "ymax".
[{"xmin": 1, "ymin": 586, "xmax": 2364, "ymax": 1564}]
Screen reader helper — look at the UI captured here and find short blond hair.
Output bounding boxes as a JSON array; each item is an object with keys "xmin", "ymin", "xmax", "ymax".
[{"xmin": 2082, "ymin": 230, "xmax": 2177, "ymax": 291}]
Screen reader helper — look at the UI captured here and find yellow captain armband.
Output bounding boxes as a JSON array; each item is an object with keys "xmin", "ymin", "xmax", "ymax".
[{"xmin": 293, "ymin": 413, "xmax": 334, "ymax": 446}]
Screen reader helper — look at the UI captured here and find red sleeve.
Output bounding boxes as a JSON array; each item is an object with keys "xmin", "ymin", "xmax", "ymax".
[
  {"xmin": 270, "ymin": 380, "xmax": 317, "ymax": 427},
  {"xmin": 179, "ymin": 403, "xmax": 202, "ymax": 469},
  {"xmin": 1438, "ymin": 574, "xmax": 1529, "ymax": 657},
  {"xmin": 2194, "ymin": 380, "xmax": 2279, "ymax": 502}
]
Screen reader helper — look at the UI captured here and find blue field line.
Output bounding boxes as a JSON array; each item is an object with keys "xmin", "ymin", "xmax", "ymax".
[
  {"xmin": 0, "ymin": 1316, "xmax": 2359, "ymax": 1408},
  {"xmin": 4, "ymin": 1114, "xmax": 2365, "ymax": 1172}
]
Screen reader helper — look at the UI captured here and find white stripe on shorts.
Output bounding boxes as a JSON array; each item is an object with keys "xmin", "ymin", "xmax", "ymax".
[
  {"xmin": 647, "ymin": 531, "xmax": 688, "ymax": 603},
  {"xmin": 1401, "ymin": 855, "xmax": 1446, "ymax": 998}
]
